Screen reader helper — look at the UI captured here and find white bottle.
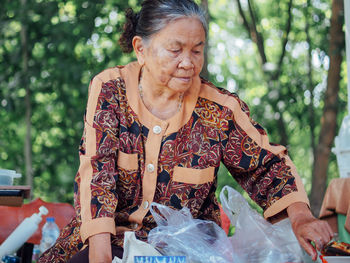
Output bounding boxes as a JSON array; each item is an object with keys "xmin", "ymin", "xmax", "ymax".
[
  {"xmin": 0, "ymin": 206, "xmax": 48, "ymax": 259},
  {"xmin": 39, "ymin": 217, "xmax": 60, "ymax": 254}
]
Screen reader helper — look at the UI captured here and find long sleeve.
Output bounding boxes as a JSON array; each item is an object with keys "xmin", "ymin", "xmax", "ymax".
[
  {"xmin": 74, "ymin": 75, "xmax": 120, "ymax": 242},
  {"xmin": 220, "ymin": 93, "xmax": 309, "ymax": 219}
]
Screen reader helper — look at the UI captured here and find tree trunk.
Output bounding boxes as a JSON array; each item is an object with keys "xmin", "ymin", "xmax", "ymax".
[
  {"xmin": 201, "ymin": 0, "xmax": 210, "ymax": 80},
  {"xmin": 21, "ymin": 0, "xmax": 33, "ymax": 195},
  {"xmin": 310, "ymin": 0, "xmax": 344, "ymax": 216},
  {"xmin": 247, "ymin": 0, "xmax": 267, "ymax": 65}
]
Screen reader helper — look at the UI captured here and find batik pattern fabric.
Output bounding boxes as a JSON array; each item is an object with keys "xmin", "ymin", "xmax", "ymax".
[{"xmin": 38, "ymin": 62, "xmax": 309, "ymax": 262}]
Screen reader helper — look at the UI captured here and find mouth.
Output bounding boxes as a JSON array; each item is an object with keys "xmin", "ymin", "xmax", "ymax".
[{"xmin": 175, "ymin": 76, "xmax": 192, "ymax": 83}]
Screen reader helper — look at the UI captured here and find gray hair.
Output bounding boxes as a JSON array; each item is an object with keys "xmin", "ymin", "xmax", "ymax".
[{"xmin": 119, "ymin": 0, "xmax": 208, "ymax": 53}]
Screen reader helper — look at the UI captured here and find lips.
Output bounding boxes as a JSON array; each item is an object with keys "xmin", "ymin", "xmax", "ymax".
[{"xmin": 176, "ymin": 76, "xmax": 192, "ymax": 83}]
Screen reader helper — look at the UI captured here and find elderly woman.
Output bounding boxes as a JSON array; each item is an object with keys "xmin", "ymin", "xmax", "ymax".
[{"xmin": 38, "ymin": 0, "xmax": 333, "ymax": 262}]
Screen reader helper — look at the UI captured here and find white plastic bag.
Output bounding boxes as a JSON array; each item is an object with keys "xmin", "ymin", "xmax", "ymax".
[
  {"xmin": 112, "ymin": 231, "xmax": 161, "ymax": 263},
  {"xmin": 220, "ymin": 185, "xmax": 304, "ymax": 263},
  {"xmin": 148, "ymin": 202, "xmax": 240, "ymax": 263}
]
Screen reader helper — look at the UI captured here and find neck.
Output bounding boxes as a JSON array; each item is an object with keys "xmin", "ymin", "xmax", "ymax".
[
  {"xmin": 138, "ymin": 70, "xmax": 184, "ymax": 120},
  {"xmin": 140, "ymin": 70, "xmax": 180, "ymax": 101}
]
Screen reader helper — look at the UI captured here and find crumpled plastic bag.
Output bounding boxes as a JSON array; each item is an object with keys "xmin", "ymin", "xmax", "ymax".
[
  {"xmin": 148, "ymin": 202, "xmax": 241, "ymax": 263},
  {"xmin": 220, "ymin": 185, "xmax": 304, "ymax": 263},
  {"xmin": 112, "ymin": 231, "xmax": 161, "ymax": 263}
]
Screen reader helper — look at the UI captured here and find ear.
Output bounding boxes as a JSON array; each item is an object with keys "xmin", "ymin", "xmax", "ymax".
[{"xmin": 132, "ymin": 36, "xmax": 145, "ymax": 66}]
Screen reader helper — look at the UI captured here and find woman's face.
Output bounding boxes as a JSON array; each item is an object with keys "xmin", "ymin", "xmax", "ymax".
[{"xmin": 139, "ymin": 17, "xmax": 206, "ymax": 93}]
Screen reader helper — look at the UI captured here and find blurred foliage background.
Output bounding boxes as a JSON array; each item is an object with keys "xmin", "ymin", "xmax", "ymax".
[{"xmin": 0, "ymin": 0, "xmax": 347, "ymax": 215}]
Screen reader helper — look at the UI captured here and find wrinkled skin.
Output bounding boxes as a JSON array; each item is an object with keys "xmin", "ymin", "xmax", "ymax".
[
  {"xmin": 89, "ymin": 233, "xmax": 112, "ymax": 262},
  {"xmin": 132, "ymin": 17, "xmax": 205, "ymax": 120},
  {"xmin": 287, "ymin": 202, "xmax": 333, "ymax": 261}
]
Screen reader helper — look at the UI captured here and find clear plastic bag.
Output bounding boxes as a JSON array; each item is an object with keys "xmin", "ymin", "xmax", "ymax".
[
  {"xmin": 220, "ymin": 185, "xmax": 304, "ymax": 263},
  {"xmin": 148, "ymin": 202, "xmax": 240, "ymax": 263}
]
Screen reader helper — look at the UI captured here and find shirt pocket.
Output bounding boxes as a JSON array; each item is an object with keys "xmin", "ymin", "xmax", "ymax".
[
  {"xmin": 172, "ymin": 166, "xmax": 215, "ymax": 185},
  {"xmin": 117, "ymin": 151, "xmax": 138, "ymax": 171}
]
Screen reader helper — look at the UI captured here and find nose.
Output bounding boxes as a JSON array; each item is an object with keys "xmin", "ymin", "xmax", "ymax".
[{"xmin": 178, "ymin": 55, "xmax": 194, "ymax": 70}]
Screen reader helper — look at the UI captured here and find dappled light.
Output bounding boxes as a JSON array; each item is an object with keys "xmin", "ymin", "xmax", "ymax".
[{"xmin": 0, "ymin": 0, "xmax": 347, "ymax": 215}]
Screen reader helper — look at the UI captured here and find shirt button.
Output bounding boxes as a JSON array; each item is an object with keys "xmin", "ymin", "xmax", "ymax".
[
  {"xmin": 142, "ymin": 201, "xmax": 149, "ymax": 209},
  {"xmin": 153, "ymin": 125, "xmax": 162, "ymax": 134},
  {"xmin": 147, "ymin": 163, "xmax": 155, "ymax": 173}
]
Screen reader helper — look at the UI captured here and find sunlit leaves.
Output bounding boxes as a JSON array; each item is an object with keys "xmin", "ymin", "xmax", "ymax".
[
  {"xmin": 0, "ymin": 0, "xmax": 345, "ymax": 204},
  {"xmin": 208, "ymin": 0, "xmax": 345, "ymax": 193},
  {"xmin": 0, "ymin": 0, "xmax": 142, "ymax": 203}
]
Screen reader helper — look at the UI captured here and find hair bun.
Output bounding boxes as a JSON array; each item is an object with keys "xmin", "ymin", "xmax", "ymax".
[
  {"xmin": 119, "ymin": 8, "xmax": 139, "ymax": 53},
  {"xmin": 119, "ymin": 0, "xmax": 207, "ymax": 53}
]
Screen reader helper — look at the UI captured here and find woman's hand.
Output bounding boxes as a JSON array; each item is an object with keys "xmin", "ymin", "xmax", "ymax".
[
  {"xmin": 88, "ymin": 233, "xmax": 112, "ymax": 263},
  {"xmin": 287, "ymin": 202, "xmax": 333, "ymax": 261}
]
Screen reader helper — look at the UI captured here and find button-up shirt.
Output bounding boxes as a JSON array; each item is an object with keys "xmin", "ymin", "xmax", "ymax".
[{"xmin": 38, "ymin": 61, "xmax": 309, "ymax": 262}]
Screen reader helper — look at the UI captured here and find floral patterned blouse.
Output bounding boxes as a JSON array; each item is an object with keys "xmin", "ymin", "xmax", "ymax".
[{"xmin": 38, "ymin": 62, "xmax": 309, "ymax": 262}]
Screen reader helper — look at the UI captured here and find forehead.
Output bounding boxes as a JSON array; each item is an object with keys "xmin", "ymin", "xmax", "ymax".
[{"xmin": 151, "ymin": 17, "xmax": 206, "ymax": 45}]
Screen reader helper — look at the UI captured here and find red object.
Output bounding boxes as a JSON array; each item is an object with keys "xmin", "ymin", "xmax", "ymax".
[
  {"xmin": 319, "ymin": 254, "xmax": 328, "ymax": 263},
  {"xmin": 219, "ymin": 204, "xmax": 231, "ymax": 235},
  {"xmin": 0, "ymin": 198, "xmax": 75, "ymax": 244}
]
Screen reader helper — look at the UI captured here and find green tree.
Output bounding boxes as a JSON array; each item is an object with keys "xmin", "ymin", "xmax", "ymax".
[
  {"xmin": 0, "ymin": 0, "xmax": 140, "ymax": 203},
  {"xmin": 208, "ymin": 0, "xmax": 347, "ymax": 215},
  {"xmin": 1, "ymin": 0, "xmax": 347, "ymax": 213}
]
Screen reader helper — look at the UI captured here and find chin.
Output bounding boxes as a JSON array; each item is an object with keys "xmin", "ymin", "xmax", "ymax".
[
  {"xmin": 172, "ymin": 78, "xmax": 193, "ymax": 91},
  {"xmin": 174, "ymin": 83, "xmax": 192, "ymax": 93}
]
